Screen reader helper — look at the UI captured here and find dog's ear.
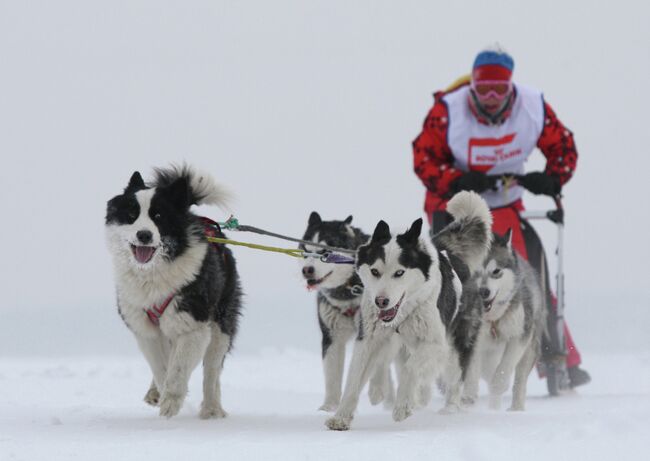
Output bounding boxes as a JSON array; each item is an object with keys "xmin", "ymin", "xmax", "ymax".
[
  {"xmin": 344, "ymin": 215, "xmax": 353, "ymax": 224},
  {"xmin": 504, "ymin": 228, "xmax": 513, "ymax": 249},
  {"xmin": 398, "ymin": 218, "xmax": 423, "ymax": 245},
  {"xmin": 371, "ymin": 220, "xmax": 391, "ymax": 244},
  {"xmin": 125, "ymin": 171, "xmax": 146, "ymax": 193},
  {"xmin": 163, "ymin": 177, "xmax": 191, "ymax": 210},
  {"xmin": 308, "ymin": 211, "xmax": 321, "ymax": 227},
  {"xmin": 495, "ymin": 228, "xmax": 513, "ymax": 248}
]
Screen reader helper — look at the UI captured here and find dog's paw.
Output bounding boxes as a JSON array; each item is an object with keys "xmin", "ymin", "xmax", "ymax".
[
  {"xmin": 159, "ymin": 393, "xmax": 184, "ymax": 418},
  {"xmin": 392, "ymin": 403, "xmax": 413, "ymax": 422},
  {"xmin": 318, "ymin": 402, "xmax": 338, "ymax": 412},
  {"xmin": 488, "ymin": 394, "xmax": 502, "ymax": 411},
  {"xmin": 507, "ymin": 403, "xmax": 525, "ymax": 412},
  {"xmin": 144, "ymin": 386, "xmax": 160, "ymax": 407},
  {"xmin": 438, "ymin": 403, "xmax": 461, "ymax": 415},
  {"xmin": 199, "ymin": 403, "xmax": 228, "ymax": 419},
  {"xmin": 461, "ymin": 395, "xmax": 476, "ymax": 407},
  {"xmin": 368, "ymin": 383, "xmax": 385, "ymax": 406},
  {"xmin": 489, "ymin": 373, "xmax": 510, "ymax": 396},
  {"xmin": 416, "ymin": 384, "xmax": 432, "ymax": 408},
  {"xmin": 325, "ymin": 416, "xmax": 352, "ymax": 431}
]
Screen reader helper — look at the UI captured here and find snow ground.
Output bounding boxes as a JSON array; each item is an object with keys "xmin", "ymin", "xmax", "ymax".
[{"xmin": 1, "ymin": 350, "xmax": 648, "ymax": 461}]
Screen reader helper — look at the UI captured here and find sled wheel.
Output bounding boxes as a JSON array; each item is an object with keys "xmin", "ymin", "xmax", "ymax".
[
  {"xmin": 546, "ymin": 359, "xmax": 569, "ymax": 396},
  {"xmin": 546, "ymin": 362, "xmax": 560, "ymax": 396}
]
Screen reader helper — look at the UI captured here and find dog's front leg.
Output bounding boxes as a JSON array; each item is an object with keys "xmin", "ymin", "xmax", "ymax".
[
  {"xmin": 509, "ymin": 343, "xmax": 537, "ymax": 411},
  {"xmin": 135, "ymin": 333, "xmax": 170, "ymax": 398},
  {"xmin": 159, "ymin": 326, "xmax": 211, "ymax": 418},
  {"xmin": 320, "ymin": 333, "xmax": 349, "ymax": 412},
  {"xmin": 461, "ymin": 347, "xmax": 481, "ymax": 406},
  {"xmin": 394, "ymin": 340, "xmax": 443, "ymax": 421},
  {"xmin": 368, "ymin": 334, "xmax": 399, "ymax": 408},
  {"xmin": 489, "ymin": 338, "xmax": 527, "ymax": 410},
  {"xmin": 325, "ymin": 335, "xmax": 384, "ymax": 431}
]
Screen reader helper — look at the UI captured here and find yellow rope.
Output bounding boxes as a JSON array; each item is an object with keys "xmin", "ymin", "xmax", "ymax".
[
  {"xmin": 207, "ymin": 236, "xmax": 305, "ymax": 258},
  {"xmin": 445, "ymin": 74, "xmax": 471, "ymax": 92}
]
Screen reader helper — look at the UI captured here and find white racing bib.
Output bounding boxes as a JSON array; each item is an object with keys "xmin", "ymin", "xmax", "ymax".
[{"xmin": 443, "ymin": 84, "xmax": 545, "ymax": 208}]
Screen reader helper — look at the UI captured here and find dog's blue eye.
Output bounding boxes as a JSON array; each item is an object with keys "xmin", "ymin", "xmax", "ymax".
[
  {"xmin": 371, "ymin": 268, "xmax": 381, "ymax": 278},
  {"xmin": 394, "ymin": 270, "xmax": 405, "ymax": 278}
]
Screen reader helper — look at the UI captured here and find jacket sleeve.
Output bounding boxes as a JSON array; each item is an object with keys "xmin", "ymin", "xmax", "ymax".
[
  {"xmin": 412, "ymin": 96, "xmax": 463, "ymax": 198},
  {"xmin": 536, "ymin": 101, "xmax": 578, "ymax": 185}
]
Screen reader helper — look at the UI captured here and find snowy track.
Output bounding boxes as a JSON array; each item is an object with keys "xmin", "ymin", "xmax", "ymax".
[{"xmin": 1, "ymin": 351, "xmax": 648, "ymax": 461}]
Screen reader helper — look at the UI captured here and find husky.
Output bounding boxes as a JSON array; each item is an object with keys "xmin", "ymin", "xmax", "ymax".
[
  {"xmin": 462, "ymin": 228, "xmax": 546, "ymax": 411},
  {"xmin": 301, "ymin": 212, "xmax": 395, "ymax": 411},
  {"xmin": 105, "ymin": 164, "xmax": 242, "ymax": 419},
  {"xmin": 325, "ymin": 191, "xmax": 492, "ymax": 430}
]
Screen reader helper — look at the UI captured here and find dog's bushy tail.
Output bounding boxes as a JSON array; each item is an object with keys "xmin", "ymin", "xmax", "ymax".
[
  {"xmin": 433, "ymin": 191, "xmax": 492, "ymax": 273},
  {"xmin": 152, "ymin": 163, "xmax": 233, "ymax": 209}
]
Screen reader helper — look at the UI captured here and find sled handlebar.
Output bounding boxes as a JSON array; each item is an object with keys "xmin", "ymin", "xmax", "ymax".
[{"xmin": 486, "ymin": 174, "xmax": 564, "ymax": 224}]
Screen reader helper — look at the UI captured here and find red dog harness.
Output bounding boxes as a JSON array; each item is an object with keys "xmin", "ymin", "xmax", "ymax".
[
  {"xmin": 341, "ymin": 306, "xmax": 359, "ymax": 317},
  {"xmin": 144, "ymin": 217, "xmax": 226, "ymax": 327},
  {"xmin": 144, "ymin": 293, "xmax": 176, "ymax": 326}
]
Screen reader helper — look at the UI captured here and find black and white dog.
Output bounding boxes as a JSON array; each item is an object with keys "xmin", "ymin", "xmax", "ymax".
[
  {"xmin": 325, "ymin": 191, "xmax": 492, "ymax": 430},
  {"xmin": 462, "ymin": 229, "xmax": 546, "ymax": 411},
  {"xmin": 105, "ymin": 164, "xmax": 242, "ymax": 419},
  {"xmin": 301, "ymin": 213, "xmax": 395, "ymax": 411}
]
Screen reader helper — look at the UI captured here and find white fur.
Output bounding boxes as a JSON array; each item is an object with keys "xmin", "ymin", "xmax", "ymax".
[
  {"xmin": 463, "ymin": 261, "xmax": 543, "ymax": 411},
  {"xmin": 106, "ymin": 186, "xmax": 229, "ymax": 419},
  {"xmin": 302, "ymin": 234, "xmax": 356, "ymax": 290},
  {"xmin": 446, "ymin": 191, "xmax": 493, "ymax": 272},
  {"xmin": 307, "ymin": 242, "xmax": 394, "ymax": 411},
  {"xmin": 325, "ymin": 235, "xmax": 455, "ymax": 430}
]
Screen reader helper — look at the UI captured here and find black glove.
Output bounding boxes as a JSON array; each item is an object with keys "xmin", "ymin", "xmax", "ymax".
[
  {"xmin": 450, "ymin": 171, "xmax": 495, "ymax": 194},
  {"xmin": 518, "ymin": 172, "xmax": 561, "ymax": 196}
]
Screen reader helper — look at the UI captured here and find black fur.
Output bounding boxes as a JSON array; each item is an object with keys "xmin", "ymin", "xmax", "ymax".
[
  {"xmin": 303, "ymin": 213, "xmax": 368, "ymax": 356},
  {"xmin": 302, "ymin": 212, "xmax": 367, "ymax": 251},
  {"xmin": 395, "ymin": 219, "xmax": 432, "ymax": 280},
  {"xmin": 317, "ymin": 300, "xmax": 334, "ymax": 358},
  {"xmin": 449, "ymin": 278, "xmax": 483, "ymax": 380},
  {"xmin": 107, "ymin": 170, "xmax": 242, "ymax": 346},
  {"xmin": 436, "ymin": 251, "xmax": 458, "ymax": 329}
]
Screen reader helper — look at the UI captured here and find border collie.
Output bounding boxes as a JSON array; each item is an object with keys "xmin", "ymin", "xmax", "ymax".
[{"xmin": 105, "ymin": 164, "xmax": 242, "ymax": 419}]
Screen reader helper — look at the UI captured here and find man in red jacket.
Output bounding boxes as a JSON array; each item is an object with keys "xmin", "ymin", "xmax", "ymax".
[{"xmin": 412, "ymin": 47, "xmax": 590, "ymax": 389}]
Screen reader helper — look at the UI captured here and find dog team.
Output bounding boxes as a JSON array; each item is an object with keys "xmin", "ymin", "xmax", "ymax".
[{"xmin": 105, "ymin": 164, "xmax": 546, "ymax": 430}]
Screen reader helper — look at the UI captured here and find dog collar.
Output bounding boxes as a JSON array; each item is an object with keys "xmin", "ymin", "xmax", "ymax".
[
  {"xmin": 144, "ymin": 293, "xmax": 176, "ymax": 326},
  {"xmin": 341, "ymin": 305, "xmax": 359, "ymax": 317}
]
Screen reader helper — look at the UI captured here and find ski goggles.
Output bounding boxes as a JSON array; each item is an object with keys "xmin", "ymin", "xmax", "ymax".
[{"xmin": 471, "ymin": 80, "xmax": 512, "ymax": 101}]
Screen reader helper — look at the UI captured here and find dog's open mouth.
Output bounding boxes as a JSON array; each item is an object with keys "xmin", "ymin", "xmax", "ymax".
[
  {"xmin": 306, "ymin": 271, "xmax": 333, "ymax": 289},
  {"xmin": 131, "ymin": 245, "xmax": 157, "ymax": 264},
  {"xmin": 378, "ymin": 293, "xmax": 405, "ymax": 323},
  {"xmin": 483, "ymin": 292, "xmax": 498, "ymax": 313}
]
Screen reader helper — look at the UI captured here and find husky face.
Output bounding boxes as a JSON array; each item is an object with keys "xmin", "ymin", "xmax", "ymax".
[
  {"xmin": 105, "ymin": 171, "xmax": 194, "ymax": 270},
  {"xmin": 300, "ymin": 212, "xmax": 361, "ymax": 289},
  {"xmin": 356, "ymin": 219, "xmax": 433, "ymax": 327},
  {"xmin": 478, "ymin": 229, "xmax": 518, "ymax": 321}
]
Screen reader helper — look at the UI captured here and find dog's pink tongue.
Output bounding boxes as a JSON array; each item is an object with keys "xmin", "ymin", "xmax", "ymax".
[
  {"xmin": 135, "ymin": 246, "xmax": 155, "ymax": 263},
  {"xmin": 378, "ymin": 307, "xmax": 396, "ymax": 321}
]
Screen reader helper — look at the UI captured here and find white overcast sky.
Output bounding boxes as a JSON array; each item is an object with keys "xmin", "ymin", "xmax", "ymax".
[{"xmin": 0, "ymin": 0, "xmax": 648, "ymax": 355}]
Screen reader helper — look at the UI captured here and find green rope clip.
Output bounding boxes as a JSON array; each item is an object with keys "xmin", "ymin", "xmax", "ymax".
[{"xmin": 217, "ymin": 216, "xmax": 240, "ymax": 230}]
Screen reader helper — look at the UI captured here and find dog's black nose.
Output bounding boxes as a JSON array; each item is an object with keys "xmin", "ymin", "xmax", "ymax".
[
  {"xmin": 479, "ymin": 287, "xmax": 491, "ymax": 300},
  {"xmin": 375, "ymin": 296, "xmax": 390, "ymax": 308},
  {"xmin": 302, "ymin": 266, "xmax": 315, "ymax": 278},
  {"xmin": 136, "ymin": 230, "xmax": 153, "ymax": 244}
]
